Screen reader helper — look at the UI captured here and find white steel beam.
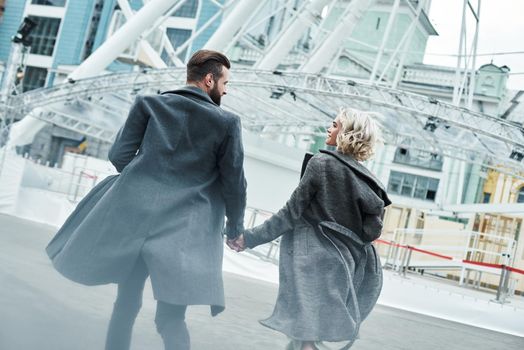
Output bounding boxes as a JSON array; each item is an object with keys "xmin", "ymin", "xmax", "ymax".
[
  {"xmin": 391, "ymin": 0, "xmax": 425, "ymax": 88},
  {"xmin": 255, "ymin": 0, "xmax": 331, "ymax": 71},
  {"xmin": 69, "ymin": 0, "xmax": 181, "ymax": 81},
  {"xmin": 223, "ymin": 0, "xmax": 279, "ymax": 53},
  {"xmin": 376, "ymin": 0, "xmax": 424, "ymax": 83},
  {"xmin": 300, "ymin": 0, "xmax": 371, "ymax": 74},
  {"xmin": 174, "ymin": 1, "xmax": 234, "ymax": 57},
  {"xmin": 204, "ymin": 0, "xmax": 262, "ymax": 51},
  {"xmin": 369, "ymin": 0, "xmax": 400, "ymax": 83},
  {"xmin": 116, "ymin": 0, "xmax": 166, "ymax": 68}
]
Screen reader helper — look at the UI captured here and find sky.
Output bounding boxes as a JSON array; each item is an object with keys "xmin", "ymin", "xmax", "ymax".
[{"xmin": 423, "ymin": 0, "xmax": 524, "ymax": 90}]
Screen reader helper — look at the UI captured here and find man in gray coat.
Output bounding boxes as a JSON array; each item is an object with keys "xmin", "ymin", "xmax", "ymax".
[{"xmin": 46, "ymin": 50, "xmax": 247, "ymax": 350}]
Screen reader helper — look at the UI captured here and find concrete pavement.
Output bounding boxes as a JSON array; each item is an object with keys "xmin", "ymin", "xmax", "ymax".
[{"xmin": 1, "ymin": 213, "xmax": 522, "ymax": 350}]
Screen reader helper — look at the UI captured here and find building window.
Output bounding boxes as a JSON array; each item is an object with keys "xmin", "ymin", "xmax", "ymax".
[
  {"xmin": 483, "ymin": 192, "xmax": 492, "ymax": 203},
  {"xmin": 31, "ymin": 0, "xmax": 66, "ymax": 6},
  {"xmin": 172, "ymin": 0, "xmax": 198, "ymax": 18},
  {"xmin": 22, "ymin": 66, "xmax": 47, "ymax": 92},
  {"xmin": 27, "ymin": 16, "xmax": 61, "ymax": 56},
  {"xmin": 376, "ymin": 17, "xmax": 381, "ymax": 30},
  {"xmin": 388, "ymin": 171, "xmax": 439, "ymax": 201},
  {"xmin": 82, "ymin": 0, "xmax": 104, "ymax": 59},
  {"xmin": 517, "ymin": 188, "xmax": 524, "ymax": 203},
  {"xmin": 393, "ymin": 147, "xmax": 443, "ymax": 171}
]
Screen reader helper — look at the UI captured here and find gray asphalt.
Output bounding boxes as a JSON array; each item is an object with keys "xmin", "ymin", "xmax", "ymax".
[{"xmin": 0, "ymin": 213, "xmax": 522, "ymax": 350}]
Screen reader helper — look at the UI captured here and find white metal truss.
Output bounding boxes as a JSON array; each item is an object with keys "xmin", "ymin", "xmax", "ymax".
[
  {"xmin": 36, "ymin": 107, "xmax": 116, "ymax": 141},
  {"xmin": 6, "ymin": 68, "xmax": 524, "ymax": 176}
]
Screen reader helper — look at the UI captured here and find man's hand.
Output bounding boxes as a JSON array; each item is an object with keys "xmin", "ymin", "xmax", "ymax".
[{"xmin": 226, "ymin": 234, "xmax": 245, "ymax": 252}]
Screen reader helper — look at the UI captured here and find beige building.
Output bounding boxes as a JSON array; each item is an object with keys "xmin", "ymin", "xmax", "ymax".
[{"xmin": 377, "ymin": 203, "xmax": 524, "ymax": 296}]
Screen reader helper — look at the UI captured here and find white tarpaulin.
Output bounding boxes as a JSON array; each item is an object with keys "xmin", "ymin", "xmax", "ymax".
[{"xmin": 0, "ymin": 151, "xmax": 25, "ymax": 215}]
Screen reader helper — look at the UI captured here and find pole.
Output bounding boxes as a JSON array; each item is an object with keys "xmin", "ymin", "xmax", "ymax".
[
  {"xmin": 466, "ymin": 0, "xmax": 481, "ymax": 109},
  {"xmin": 452, "ymin": 0, "xmax": 468, "ymax": 106},
  {"xmin": 0, "ymin": 43, "xmax": 23, "ymax": 101},
  {"xmin": 391, "ymin": 0, "xmax": 425, "ymax": 88},
  {"xmin": 459, "ymin": 230, "xmax": 473, "ymax": 286},
  {"xmin": 403, "ymin": 247, "xmax": 413, "ymax": 277},
  {"xmin": 494, "ymin": 266, "xmax": 509, "ymax": 303},
  {"xmin": 369, "ymin": 0, "xmax": 400, "ymax": 83}
]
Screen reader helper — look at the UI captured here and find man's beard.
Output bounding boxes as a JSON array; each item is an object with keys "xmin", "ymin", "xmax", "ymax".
[{"xmin": 209, "ymin": 85, "xmax": 222, "ymax": 106}]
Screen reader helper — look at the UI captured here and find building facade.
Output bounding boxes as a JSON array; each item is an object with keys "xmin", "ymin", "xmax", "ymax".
[
  {"xmin": 1, "ymin": 0, "xmax": 518, "ymax": 207},
  {"xmin": 0, "ymin": 0, "xmax": 221, "ymax": 165}
]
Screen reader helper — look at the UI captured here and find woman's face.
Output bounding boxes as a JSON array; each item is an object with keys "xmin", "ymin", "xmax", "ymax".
[{"xmin": 326, "ymin": 116, "xmax": 341, "ymax": 146}]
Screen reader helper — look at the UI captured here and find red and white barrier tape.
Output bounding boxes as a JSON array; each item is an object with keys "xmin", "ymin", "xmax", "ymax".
[
  {"xmin": 80, "ymin": 171, "xmax": 98, "ymax": 180},
  {"xmin": 374, "ymin": 239, "xmax": 524, "ymax": 275}
]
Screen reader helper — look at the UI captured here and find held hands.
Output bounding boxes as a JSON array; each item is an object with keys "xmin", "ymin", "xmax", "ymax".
[{"xmin": 226, "ymin": 234, "xmax": 245, "ymax": 252}]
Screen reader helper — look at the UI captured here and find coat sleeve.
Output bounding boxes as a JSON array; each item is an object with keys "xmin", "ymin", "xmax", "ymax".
[
  {"xmin": 243, "ymin": 155, "xmax": 321, "ymax": 248},
  {"xmin": 218, "ymin": 116, "xmax": 247, "ymax": 239},
  {"xmin": 108, "ymin": 96, "xmax": 149, "ymax": 173}
]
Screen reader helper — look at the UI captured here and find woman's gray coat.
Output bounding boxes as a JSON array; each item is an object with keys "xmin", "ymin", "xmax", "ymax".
[
  {"xmin": 244, "ymin": 150, "xmax": 391, "ymax": 343},
  {"xmin": 46, "ymin": 86, "xmax": 247, "ymax": 315}
]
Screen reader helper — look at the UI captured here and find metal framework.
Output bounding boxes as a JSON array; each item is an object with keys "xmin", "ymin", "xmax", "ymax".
[
  {"xmin": 6, "ymin": 68, "xmax": 524, "ymax": 176},
  {"xmin": 1, "ymin": 0, "xmax": 520, "ymax": 185}
]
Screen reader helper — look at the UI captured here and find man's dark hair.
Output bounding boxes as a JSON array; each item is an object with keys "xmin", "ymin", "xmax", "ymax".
[{"xmin": 186, "ymin": 50, "xmax": 231, "ymax": 83}]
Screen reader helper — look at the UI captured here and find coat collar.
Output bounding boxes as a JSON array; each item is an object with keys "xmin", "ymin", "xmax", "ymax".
[
  {"xmin": 319, "ymin": 149, "xmax": 392, "ymax": 206},
  {"xmin": 161, "ymin": 85, "xmax": 217, "ymax": 106}
]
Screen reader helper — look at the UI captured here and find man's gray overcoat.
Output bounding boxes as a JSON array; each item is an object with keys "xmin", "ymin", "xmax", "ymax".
[
  {"xmin": 244, "ymin": 150, "xmax": 391, "ymax": 343},
  {"xmin": 47, "ymin": 86, "xmax": 247, "ymax": 315}
]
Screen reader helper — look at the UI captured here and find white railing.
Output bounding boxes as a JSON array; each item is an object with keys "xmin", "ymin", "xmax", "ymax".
[
  {"xmin": 402, "ymin": 66, "xmax": 469, "ymax": 88},
  {"xmin": 243, "ymin": 206, "xmax": 280, "ymax": 263},
  {"xmin": 377, "ymin": 228, "xmax": 520, "ymax": 302}
]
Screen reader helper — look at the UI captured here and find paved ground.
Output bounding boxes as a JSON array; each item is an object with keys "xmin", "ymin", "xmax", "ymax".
[{"xmin": 1, "ymin": 213, "xmax": 523, "ymax": 350}]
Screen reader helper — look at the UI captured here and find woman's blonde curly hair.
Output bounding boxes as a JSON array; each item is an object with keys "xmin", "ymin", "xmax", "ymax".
[{"xmin": 336, "ymin": 108, "xmax": 382, "ymax": 161}]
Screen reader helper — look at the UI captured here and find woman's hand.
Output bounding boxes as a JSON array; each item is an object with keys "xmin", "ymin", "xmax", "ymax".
[{"xmin": 226, "ymin": 234, "xmax": 245, "ymax": 252}]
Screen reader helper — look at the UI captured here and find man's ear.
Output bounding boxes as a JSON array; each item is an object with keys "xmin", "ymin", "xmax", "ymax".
[{"xmin": 205, "ymin": 73, "xmax": 214, "ymax": 88}]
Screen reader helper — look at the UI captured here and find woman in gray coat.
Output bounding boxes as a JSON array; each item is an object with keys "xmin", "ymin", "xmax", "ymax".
[{"xmin": 229, "ymin": 108, "xmax": 391, "ymax": 350}]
